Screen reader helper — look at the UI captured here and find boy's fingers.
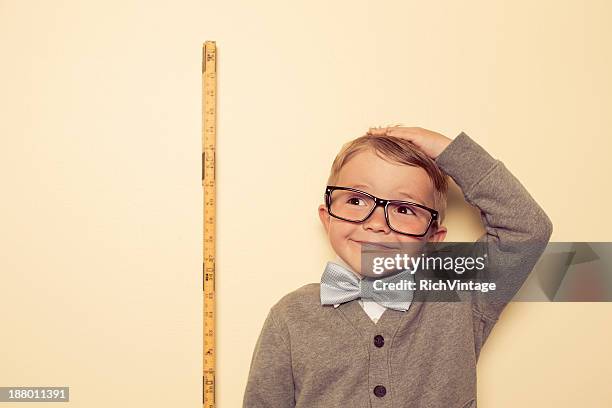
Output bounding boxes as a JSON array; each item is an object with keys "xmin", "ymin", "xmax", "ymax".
[
  {"xmin": 386, "ymin": 126, "xmax": 421, "ymax": 135},
  {"xmin": 387, "ymin": 128, "xmax": 426, "ymax": 142},
  {"xmin": 367, "ymin": 127, "xmax": 389, "ymax": 136},
  {"xmin": 368, "ymin": 126, "xmax": 423, "ymax": 141}
]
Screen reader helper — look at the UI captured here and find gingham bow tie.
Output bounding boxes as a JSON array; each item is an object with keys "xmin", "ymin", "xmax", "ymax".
[{"xmin": 320, "ymin": 261, "xmax": 414, "ymax": 311}]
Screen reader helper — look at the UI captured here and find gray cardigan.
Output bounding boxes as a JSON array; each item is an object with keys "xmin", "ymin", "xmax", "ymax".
[{"xmin": 243, "ymin": 132, "xmax": 553, "ymax": 408}]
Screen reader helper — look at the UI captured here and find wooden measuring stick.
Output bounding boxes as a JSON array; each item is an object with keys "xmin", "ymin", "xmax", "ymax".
[{"xmin": 202, "ymin": 40, "xmax": 216, "ymax": 408}]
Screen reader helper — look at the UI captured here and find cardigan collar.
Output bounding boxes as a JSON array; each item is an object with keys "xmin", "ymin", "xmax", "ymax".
[{"xmin": 335, "ymin": 296, "xmax": 424, "ymax": 340}]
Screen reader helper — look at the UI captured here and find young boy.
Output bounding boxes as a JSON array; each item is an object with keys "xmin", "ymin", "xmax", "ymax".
[{"xmin": 243, "ymin": 127, "xmax": 553, "ymax": 408}]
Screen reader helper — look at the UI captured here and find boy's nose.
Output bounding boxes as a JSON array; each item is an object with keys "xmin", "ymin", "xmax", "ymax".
[{"xmin": 363, "ymin": 206, "xmax": 390, "ymax": 233}]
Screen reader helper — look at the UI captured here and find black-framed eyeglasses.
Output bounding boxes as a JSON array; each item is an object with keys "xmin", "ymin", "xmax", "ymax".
[{"xmin": 324, "ymin": 185, "xmax": 439, "ymax": 237}]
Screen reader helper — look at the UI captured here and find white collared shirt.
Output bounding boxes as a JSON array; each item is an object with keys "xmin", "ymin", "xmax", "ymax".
[{"xmin": 330, "ymin": 255, "xmax": 387, "ymax": 324}]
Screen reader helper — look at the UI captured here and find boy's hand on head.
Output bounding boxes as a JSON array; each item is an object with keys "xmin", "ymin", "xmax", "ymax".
[{"xmin": 367, "ymin": 126, "xmax": 453, "ymax": 159}]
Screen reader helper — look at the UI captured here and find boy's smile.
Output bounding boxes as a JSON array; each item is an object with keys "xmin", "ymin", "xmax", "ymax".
[{"xmin": 318, "ymin": 149, "xmax": 447, "ymax": 278}]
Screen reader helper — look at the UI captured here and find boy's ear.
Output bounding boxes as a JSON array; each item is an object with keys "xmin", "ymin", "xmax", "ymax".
[
  {"xmin": 428, "ymin": 224, "xmax": 447, "ymax": 242},
  {"xmin": 318, "ymin": 204, "xmax": 330, "ymax": 232}
]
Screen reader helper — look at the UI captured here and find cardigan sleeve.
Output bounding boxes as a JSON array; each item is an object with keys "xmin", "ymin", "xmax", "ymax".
[
  {"xmin": 243, "ymin": 307, "xmax": 296, "ymax": 408},
  {"xmin": 434, "ymin": 131, "xmax": 553, "ymax": 359}
]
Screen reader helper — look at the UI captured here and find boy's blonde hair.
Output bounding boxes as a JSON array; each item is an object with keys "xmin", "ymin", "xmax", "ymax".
[{"xmin": 326, "ymin": 134, "xmax": 449, "ymax": 226}]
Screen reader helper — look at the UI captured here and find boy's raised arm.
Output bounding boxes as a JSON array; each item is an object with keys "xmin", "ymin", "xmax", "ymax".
[
  {"xmin": 434, "ymin": 131, "xmax": 553, "ymax": 356},
  {"xmin": 243, "ymin": 307, "xmax": 296, "ymax": 408}
]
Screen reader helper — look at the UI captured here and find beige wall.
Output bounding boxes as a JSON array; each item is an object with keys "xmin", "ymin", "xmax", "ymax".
[{"xmin": 1, "ymin": 0, "xmax": 611, "ymax": 407}]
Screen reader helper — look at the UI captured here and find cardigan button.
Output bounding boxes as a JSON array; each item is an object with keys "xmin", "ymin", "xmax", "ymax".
[
  {"xmin": 373, "ymin": 385, "xmax": 386, "ymax": 397},
  {"xmin": 373, "ymin": 334, "xmax": 384, "ymax": 348},
  {"xmin": 374, "ymin": 385, "xmax": 387, "ymax": 398}
]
